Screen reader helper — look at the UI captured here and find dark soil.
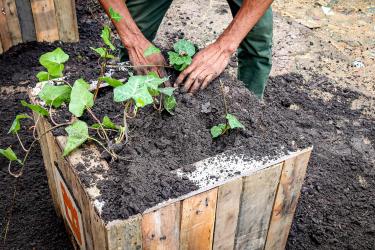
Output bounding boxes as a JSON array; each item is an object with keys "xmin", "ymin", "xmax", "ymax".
[{"xmin": 0, "ymin": 0, "xmax": 374, "ymax": 249}]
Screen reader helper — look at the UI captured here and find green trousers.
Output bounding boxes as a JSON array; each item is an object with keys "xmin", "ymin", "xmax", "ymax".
[{"xmin": 122, "ymin": 0, "xmax": 273, "ymax": 98}]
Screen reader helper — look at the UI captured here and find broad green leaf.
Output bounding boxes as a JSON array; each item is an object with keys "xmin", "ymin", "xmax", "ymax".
[
  {"xmin": 101, "ymin": 26, "xmax": 115, "ymax": 51},
  {"xmin": 38, "ymin": 83, "xmax": 71, "ymax": 108},
  {"xmin": 158, "ymin": 87, "xmax": 175, "ymax": 96},
  {"xmin": 109, "ymin": 7, "xmax": 123, "ymax": 22},
  {"xmin": 226, "ymin": 114, "xmax": 245, "ymax": 129},
  {"xmin": 36, "ymin": 71, "xmax": 49, "ymax": 81},
  {"xmin": 210, "ymin": 123, "xmax": 227, "ymax": 138},
  {"xmin": 90, "ymin": 47, "xmax": 115, "ymax": 59},
  {"xmin": 174, "ymin": 39, "xmax": 196, "ymax": 57},
  {"xmin": 69, "ymin": 79, "xmax": 94, "ymax": 117},
  {"xmin": 21, "ymin": 100, "xmax": 49, "ymax": 117},
  {"xmin": 0, "ymin": 147, "xmax": 22, "ymax": 164},
  {"xmin": 102, "ymin": 116, "xmax": 117, "ymax": 129},
  {"xmin": 63, "ymin": 120, "xmax": 89, "ymax": 156},
  {"xmin": 114, "ymin": 78, "xmax": 153, "ymax": 107},
  {"xmin": 99, "ymin": 76, "xmax": 124, "ymax": 87},
  {"xmin": 144, "ymin": 45, "xmax": 161, "ymax": 57},
  {"xmin": 168, "ymin": 51, "xmax": 192, "ymax": 71},
  {"xmin": 8, "ymin": 114, "xmax": 32, "ymax": 134},
  {"xmin": 39, "ymin": 48, "xmax": 69, "ymax": 77},
  {"xmin": 164, "ymin": 95, "xmax": 177, "ymax": 114}
]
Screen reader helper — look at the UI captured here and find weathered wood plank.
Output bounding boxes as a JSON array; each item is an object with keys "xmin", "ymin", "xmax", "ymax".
[
  {"xmin": 234, "ymin": 163, "xmax": 283, "ymax": 250},
  {"xmin": 142, "ymin": 202, "xmax": 180, "ymax": 250},
  {"xmin": 213, "ymin": 178, "xmax": 242, "ymax": 250},
  {"xmin": 30, "ymin": 0, "xmax": 59, "ymax": 42},
  {"xmin": 265, "ymin": 150, "xmax": 312, "ymax": 250},
  {"xmin": 53, "ymin": 0, "xmax": 78, "ymax": 42},
  {"xmin": 15, "ymin": 0, "xmax": 36, "ymax": 42},
  {"xmin": 107, "ymin": 216, "xmax": 143, "ymax": 250},
  {"xmin": 0, "ymin": 39, "xmax": 3, "ymax": 53},
  {"xmin": 180, "ymin": 188, "xmax": 218, "ymax": 250},
  {"xmin": 3, "ymin": 0, "xmax": 22, "ymax": 45},
  {"xmin": 0, "ymin": 0, "xmax": 12, "ymax": 51}
]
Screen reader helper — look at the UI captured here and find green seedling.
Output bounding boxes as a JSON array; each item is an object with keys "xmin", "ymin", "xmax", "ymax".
[
  {"xmin": 168, "ymin": 39, "xmax": 196, "ymax": 71},
  {"xmin": 211, "ymin": 114, "xmax": 245, "ymax": 138}
]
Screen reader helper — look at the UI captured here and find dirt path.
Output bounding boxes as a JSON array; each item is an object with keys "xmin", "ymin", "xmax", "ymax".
[{"xmin": 0, "ymin": 0, "xmax": 374, "ymax": 249}]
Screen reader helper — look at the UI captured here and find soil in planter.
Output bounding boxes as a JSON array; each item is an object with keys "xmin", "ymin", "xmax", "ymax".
[{"xmin": 51, "ymin": 71, "xmax": 311, "ymax": 221}]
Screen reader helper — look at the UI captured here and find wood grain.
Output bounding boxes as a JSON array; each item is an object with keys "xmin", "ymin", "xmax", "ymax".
[
  {"xmin": 30, "ymin": 0, "xmax": 59, "ymax": 41},
  {"xmin": 0, "ymin": 0, "xmax": 12, "ymax": 51},
  {"xmin": 53, "ymin": 0, "xmax": 78, "ymax": 42},
  {"xmin": 3, "ymin": 0, "xmax": 22, "ymax": 45},
  {"xmin": 142, "ymin": 203, "xmax": 180, "ymax": 250},
  {"xmin": 15, "ymin": 0, "xmax": 36, "ymax": 42},
  {"xmin": 213, "ymin": 178, "xmax": 243, "ymax": 250},
  {"xmin": 265, "ymin": 150, "xmax": 312, "ymax": 250},
  {"xmin": 234, "ymin": 163, "xmax": 283, "ymax": 250},
  {"xmin": 180, "ymin": 188, "xmax": 218, "ymax": 250},
  {"xmin": 107, "ymin": 216, "xmax": 143, "ymax": 250}
]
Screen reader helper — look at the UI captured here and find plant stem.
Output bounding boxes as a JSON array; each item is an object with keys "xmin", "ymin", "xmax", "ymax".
[
  {"xmin": 15, "ymin": 133, "xmax": 27, "ymax": 152},
  {"xmin": 86, "ymin": 107, "xmax": 110, "ymax": 143},
  {"xmin": 94, "ymin": 53, "xmax": 108, "ymax": 100},
  {"xmin": 219, "ymin": 80, "xmax": 228, "ymax": 116},
  {"xmin": 107, "ymin": 64, "xmax": 174, "ymax": 69},
  {"xmin": 89, "ymin": 137, "xmax": 117, "ymax": 160}
]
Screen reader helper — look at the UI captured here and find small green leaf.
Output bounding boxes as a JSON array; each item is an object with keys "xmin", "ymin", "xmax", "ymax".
[
  {"xmin": 144, "ymin": 45, "xmax": 161, "ymax": 57},
  {"xmin": 164, "ymin": 95, "xmax": 177, "ymax": 114},
  {"xmin": 0, "ymin": 147, "xmax": 22, "ymax": 164},
  {"xmin": 158, "ymin": 87, "xmax": 176, "ymax": 96},
  {"xmin": 174, "ymin": 39, "xmax": 196, "ymax": 57},
  {"xmin": 8, "ymin": 114, "xmax": 32, "ymax": 134},
  {"xmin": 90, "ymin": 47, "xmax": 115, "ymax": 59},
  {"xmin": 102, "ymin": 116, "xmax": 117, "ymax": 129},
  {"xmin": 91, "ymin": 123, "xmax": 100, "ymax": 129},
  {"xmin": 38, "ymin": 83, "xmax": 71, "ymax": 108},
  {"xmin": 69, "ymin": 79, "xmax": 94, "ymax": 117},
  {"xmin": 63, "ymin": 120, "xmax": 89, "ymax": 156},
  {"xmin": 21, "ymin": 100, "xmax": 49, "ymax": 117},
  {"xmin": 39, "ymin": 48, "xmax": 69, "ymax": 77},
  {"xmin": 101, "ymin": 26, "xmax": 115, "ymax": 51},
  {"xmin": 109, "ymin": 7, "xmax": 123, "ymax": 22},
  {"xmin": 99, "ymin": 76, "xmax": 124, "ymax": 87},
  {"xmin": 168, "ymin": 51, "xmax": 192, "ymax": 71},
  {"xmin": 36, "ymin": 71, "xmax": 50, "ymax": 82},
  {"xmin": 226, "ymin": 114, "xmax": 245, "ymax": 129},
  {"xmin": 210, "ymin": 123, "xmax": 227, "ymax": 138}
]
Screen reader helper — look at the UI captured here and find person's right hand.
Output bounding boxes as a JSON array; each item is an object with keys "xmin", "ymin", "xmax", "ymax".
[{"xmin": 127, "ymin": 38, "xmax": 170, "ymax": 86}]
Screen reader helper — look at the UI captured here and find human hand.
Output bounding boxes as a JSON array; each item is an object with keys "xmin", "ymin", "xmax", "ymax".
[{"xmin": 174, "ymin": 42, "xmax": 234, "ymax": 93}]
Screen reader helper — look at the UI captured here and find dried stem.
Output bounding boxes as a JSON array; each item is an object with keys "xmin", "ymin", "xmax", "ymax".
[
  {"xmin": 15, "ymin": 133, "xmax": 27, "ymax": 152},
  {"xmin": 86, "ymin": 107, "xmax": 110, "ymax": 143},
  {"xmin": 94, "ymin": 54, "xmax": 108, "ymax": 100},
  {"xmin": 219, "ymin": 80, "xmax": 228, "ymax": 116}
]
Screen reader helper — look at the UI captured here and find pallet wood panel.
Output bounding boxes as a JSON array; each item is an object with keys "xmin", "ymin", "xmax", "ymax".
[
  {"xmin": 53, "ymin": 0, "xmax": 78, "ymax": 42},
  {"xmin": 15, "ymin": 0, "xmax": 36, "ymax": 42},
  {"xmin": 142, "ymin": 203, "xmax": 180, "ymax": 250},
  {"xmin": 0, "ymin": 0, "xmax": 13, "ymax": 51},
  {"xmin": 180, "ymin": 188, "xmax": 218, "ymax": 250},
  {"xmin": 30, "ymin": 0, "xmax": 59, "ymax": 42},
  {"xmin": 234, "ymin": 163, "xmax": 283, "ymax": 250},
  {"xmin": 107, "ymin": 216, "xmax": 143, "ymax": 250},
  {"xmin": 213, "ymin": 179, "xmax": 243, "ymax": 250},
  {"xmin": 3, "ymin": 0, "xmax": 22, "ymax": 45},
  {"xmin": 265, "ymin": 150, "xmax": 312, "ymax": 250}
]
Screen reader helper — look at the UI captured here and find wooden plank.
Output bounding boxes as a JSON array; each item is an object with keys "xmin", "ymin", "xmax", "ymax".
[
  {"xmin": 265, "ymin": 150, "xmax": 312, "ymax": 250},
  {"xmin": 30, "ymin": 0, "xmax": 59, "ymax": 42},
  {"xmin": 107, "ymin": 216, "xmax": 143, "ymax": 250},
  {"xmin": 3, "ymin": 0, "xmax": 22, "ymax": 45},
  {"xmin": 180, "ymin": 188, "xmax": 218, "ymax": 250},
  {"xmin": 15, "ymin": 0, "xmax": 36, "ymax": 42},
  {"xmin": 0, "ymin": 0, "xmax": 12, "ymax": 51},
  {"xmin": 213, "ymin": 179, "xmax": 242, "ymax": 250},
  {"xmin": 234, "ymin": 163, "xmax": 283, "ymax": 250},
  {"xmin": 53, "ymin": 0, "xmax": 78, "ymax": 42},
  {"xmin": 0, "ymin": 39, "xmax": 3, "ymax": 53},
  {"xmin": 142, "ymin": 202, "xmax": 180, "ymax": 250}
]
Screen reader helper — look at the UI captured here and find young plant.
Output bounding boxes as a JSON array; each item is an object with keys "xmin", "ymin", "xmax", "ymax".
[
  {"xmin": 168, "ymin": 39, "xmax": 196, "ymax": 71},
  {"xmin": 210, "ymin": 81, "xmax": 245, "ymax": 138}
]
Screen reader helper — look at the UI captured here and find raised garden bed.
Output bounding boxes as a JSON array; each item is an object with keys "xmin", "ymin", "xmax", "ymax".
[{"xmin": 29, "ymin": 73, "xmax": 312, "ymax": 249}]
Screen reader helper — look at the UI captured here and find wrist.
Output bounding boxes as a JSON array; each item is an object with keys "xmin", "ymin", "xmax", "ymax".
[
  {"xmin": 216, "ymin": 35, "xmax": 239, "ymax": 55},
  {"xmin": 121, "ymin": 32, "xmax": 148, "ymax": 50}
]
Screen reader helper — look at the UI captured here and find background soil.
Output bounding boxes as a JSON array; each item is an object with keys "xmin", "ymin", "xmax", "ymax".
[{"xmin": 0, "ymin": 0, "xmax": 374, "ymax": 249}]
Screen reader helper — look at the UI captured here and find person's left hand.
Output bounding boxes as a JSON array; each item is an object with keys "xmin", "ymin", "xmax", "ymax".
[{"xmin": 174, "ymin": 42, "xmax": 234, "ymax": 94}]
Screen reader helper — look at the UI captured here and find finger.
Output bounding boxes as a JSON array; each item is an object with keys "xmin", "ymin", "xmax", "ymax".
[
  {"xmin": 183, "ymin": 67, "xmax": 204, "ymax": 92},
  {"xmin": 157, "ymin": 67, "xmax": 171, "ymax": 87},
  {"xmin": 189, "ymin": 77, "xmax": 203, "ymax": 94},
  {"xmin": 200, "ymin": 73, "xmax": 215, "ymax": 90},
  {"xmin": 175, "ymin": 63, "xmax": 196, "ymax": 87}
]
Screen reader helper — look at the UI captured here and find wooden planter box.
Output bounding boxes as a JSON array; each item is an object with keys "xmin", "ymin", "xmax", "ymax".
[
  {"xmin": 0, "ymin": 0, "xmax": 78, "ymax": 54},
  {"xmin": 30, "ymin": 88, "xmax": 312, "ymax": 250}
]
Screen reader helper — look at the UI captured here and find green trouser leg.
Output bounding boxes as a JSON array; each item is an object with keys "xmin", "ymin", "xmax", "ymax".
[
  {"xmin": 119, "ymin": 0, "xmax": 173, "ymax": 61},
  {"xmin": 227, "ymin": 0, "xmax": 273, "ymax": 99}
]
